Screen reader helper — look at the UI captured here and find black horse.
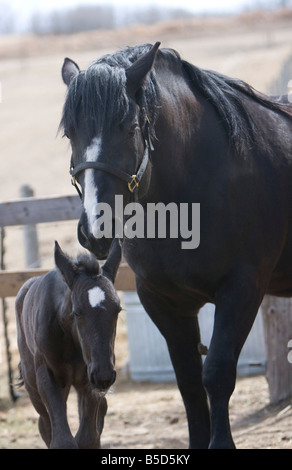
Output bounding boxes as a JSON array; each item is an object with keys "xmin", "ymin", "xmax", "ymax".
[
  {"xmin": 61, "ymin": 43, "xmax": 292, "ymax": 448},
  {"xmin": 16, "ymin": 240, "xmax": 122, "ymax": 448}
]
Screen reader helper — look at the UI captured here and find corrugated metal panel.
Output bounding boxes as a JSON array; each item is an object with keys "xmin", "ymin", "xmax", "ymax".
[{"xmin": 125, "ymin": 292, "xmax": 266, "ymax": 382}]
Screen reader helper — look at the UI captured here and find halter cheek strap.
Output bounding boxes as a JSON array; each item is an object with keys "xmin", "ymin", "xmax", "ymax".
[{"xmin": 70, "ymin": 119, "xmax": 153, "ymax": 201}]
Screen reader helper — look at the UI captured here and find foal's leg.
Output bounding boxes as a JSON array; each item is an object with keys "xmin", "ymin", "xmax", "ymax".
[
  {"xmin": 35, "ymin": 360, "xmax": 76, "ymax": 449},
  {"xmin": 75, "ymin": 385, "xmax": 108, "ymax": 449},
  {"xmin": 137, "ymin": 281, "xmax": 210, "ymax": 449},
  {"xmin": 202, "ymin": 269, "xmax": 266, "ymax": 449},
  {"xmin": 25, "ymin": 382, "xmax": 51, "ymax": 447},
  {"xmin": 17, "ymin": 341, "xmax": 52, "ymax": 446}
]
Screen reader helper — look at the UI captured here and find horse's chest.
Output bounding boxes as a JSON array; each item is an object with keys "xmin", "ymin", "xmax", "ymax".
[
  {"xmin": 124, "ymin": 239, "xmax": 216, "ymax": 305},
  {"xmin": 125, "ymin": 240, "xmax": 176, "ymax": 278},
  {"xmin": 125, "ymin": 240, "xmax": 194, "ymax": 298}
]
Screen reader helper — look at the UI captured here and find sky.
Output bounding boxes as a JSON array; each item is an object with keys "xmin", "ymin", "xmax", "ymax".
[
  {"xmin": 4, "ymin": 0, "xmax": 276, "ymax": 33},
  {"xmin": 8, "ymin": 0, "xmax": 259, "ymax": 16}
]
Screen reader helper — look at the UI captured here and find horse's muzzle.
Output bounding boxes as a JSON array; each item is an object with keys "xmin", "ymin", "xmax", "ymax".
[{"xmin": 78, "ymin": 221, "xmax": 112, "ymax": 260}]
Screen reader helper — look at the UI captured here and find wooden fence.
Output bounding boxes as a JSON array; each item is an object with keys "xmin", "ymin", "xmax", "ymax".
[{"xmin": 0, "ymin": 193, "xmax": 136, "ymax": 297}]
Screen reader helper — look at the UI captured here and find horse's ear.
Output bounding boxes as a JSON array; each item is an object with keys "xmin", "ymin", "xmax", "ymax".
[
  {"xmin": 62, "ymin": 57, "xmax": 80, "ymax": 86},
  {"xmin": 101, "ymin": 238, "xmax": 122, "ymax": 284},
  {"xmin": 126, "ymin": 42, "xmax": 160, "ymax": 96},
  {"xmin": 54, "ymin": 241, "xmax": 78, "ymax": 289}
]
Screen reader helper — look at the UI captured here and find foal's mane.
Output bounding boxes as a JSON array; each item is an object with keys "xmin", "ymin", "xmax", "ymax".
[
  {"xmin": 75, "ymin": 253, "xmax": 101, "ymax": 276},
  {"xmin": 61, "ymin": 43, "xmax": 292, "ymax": 158}
]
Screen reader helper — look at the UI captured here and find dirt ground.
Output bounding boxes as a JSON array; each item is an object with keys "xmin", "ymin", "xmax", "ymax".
[
  {"xmin": 1, "ymin": 11, "xmax": 292, "ymax": 450},
  {"xmin": 1, "ymin": 318, "xmax": 292, "ymax": 449}
]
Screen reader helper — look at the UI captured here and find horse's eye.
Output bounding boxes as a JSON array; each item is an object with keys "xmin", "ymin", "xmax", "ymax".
[
  {"xmin": 128, "ymin": 125, "xmax": 139, "ymax": 137},
  {"xmin": 63, "ymin": 130, "xmax": 70, "ymax": 139},
  {"xmin": 72, "ymin": 310, "xmax": 81, "ymax": 318}
]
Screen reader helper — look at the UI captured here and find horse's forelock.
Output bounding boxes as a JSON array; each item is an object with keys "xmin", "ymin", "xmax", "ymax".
[
  {"xmin": 60, "ymin": 44, "xmax": 160, "ymax": 140},
  {"xmin": 61, "ymin": 62, "xmax": 129, "ymax": 139}
]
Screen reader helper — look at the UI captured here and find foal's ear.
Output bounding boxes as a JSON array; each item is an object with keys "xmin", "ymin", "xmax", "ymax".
[
  {"xmin": 126, "ymin": 42, "xmax": 160, "ymax": 96},
  {"xmin": 54, "ymin": 241, "xmax": 78, "ymax": 289},
  {"xmin": 62, "ymin": 57, "xmax": 80, "ymax": 86},
  {"xmin": 101, "ymin": 238, "xmax": 122, "ymax": 284}
]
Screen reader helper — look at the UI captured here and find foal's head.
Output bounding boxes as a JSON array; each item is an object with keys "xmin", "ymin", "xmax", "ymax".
[{"xmin": 54, "ymin": 239, "xmax": 122, "ymax": 392}]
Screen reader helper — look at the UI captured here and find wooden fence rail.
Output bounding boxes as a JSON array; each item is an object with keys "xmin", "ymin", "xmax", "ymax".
[
  {"xmin": 0, "ymin": 194, "xmax": 81, "ymax": 227},
  {"xmin": 0, "ymin": 264, "xmax": 136, "ymax": 298}
]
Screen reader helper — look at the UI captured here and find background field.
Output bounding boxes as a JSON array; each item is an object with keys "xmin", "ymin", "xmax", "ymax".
[{"xmin": 1, "ymin": 10, "xmax": 292, "ymax": 449}]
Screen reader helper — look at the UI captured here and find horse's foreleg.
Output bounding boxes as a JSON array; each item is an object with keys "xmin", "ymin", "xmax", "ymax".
[
  {"xmin": 35, "ymin": 360, "xmax": 76, "ymax": 449},
  {"xmin": 137, "ymin": 281, "xmax": 210, "ymax": 449},
  {"xmin": 202, "ymin": 270, "xmax": 266, "ymax": 449},
  {"xmin": 168, "ymin": 318, "xmax": 211, "ymax": 449},
  {"xmin": 75, "ymin": 386, "xmax": 108, "ymax": 449}
]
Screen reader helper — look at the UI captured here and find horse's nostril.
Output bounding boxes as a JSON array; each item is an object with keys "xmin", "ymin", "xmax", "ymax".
[{"xmin": 78, "ymin": 223, "xmax": 87, "ymax": 244}]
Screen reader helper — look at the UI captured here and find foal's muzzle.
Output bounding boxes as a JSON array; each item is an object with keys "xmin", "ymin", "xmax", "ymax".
[{"xmin": 89, "ymin": 366, "xmax": 116, "ymax": 391}]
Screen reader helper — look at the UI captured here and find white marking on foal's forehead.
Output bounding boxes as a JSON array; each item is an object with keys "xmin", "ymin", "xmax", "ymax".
[
  {"xmin": 88, "ymin": 286, "xmax": 106, "ymax": 308},
  {"xmin": 84, "ymin": 137, "xmax": 102, "ymax": 232}
]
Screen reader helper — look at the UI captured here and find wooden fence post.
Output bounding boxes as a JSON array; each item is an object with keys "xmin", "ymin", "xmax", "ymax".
[
  {"xmin": 0, "ymin": 227, "xmax": 19, "ymax": 401},
  {"xmin": 19, "ymin": 185, "xmax": 40, "ymax": 268},
  {"xmin": 261, "ymin": 295, "xmax": 292, "ymax": 404}
]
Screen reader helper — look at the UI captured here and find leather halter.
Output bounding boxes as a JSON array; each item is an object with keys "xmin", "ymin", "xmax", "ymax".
[{"xmin": 69, "ymin": 119, "xmax": 153, "ymax": 202}]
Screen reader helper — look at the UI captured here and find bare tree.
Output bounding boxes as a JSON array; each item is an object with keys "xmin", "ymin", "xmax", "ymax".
[
  {"xmin": 31, "ymin": 5, "xmax": 115, "ymax": 35},
  {"xmin": 30, "ymin": 4, "xmax": 193, "ymax": 36}
]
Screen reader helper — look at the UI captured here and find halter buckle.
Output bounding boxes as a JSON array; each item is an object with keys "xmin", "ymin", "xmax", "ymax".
[{"xmin": 128, "ymin": 175, "xmax": 139, "ymax": 193}]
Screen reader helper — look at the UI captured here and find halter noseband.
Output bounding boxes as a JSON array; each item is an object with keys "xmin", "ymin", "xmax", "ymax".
[{"xmin": 69, "ymin": 118, "xmax": 153, "ymax": 202}]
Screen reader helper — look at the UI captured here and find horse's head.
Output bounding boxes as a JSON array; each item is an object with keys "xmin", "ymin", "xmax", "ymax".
[
  {"xmin": 60, "ymin": 43, "xmax": 160, "ymax": 259},
  {"xmin": 54, "ymin": 239, "xmax": 122, "ymax": 392}
]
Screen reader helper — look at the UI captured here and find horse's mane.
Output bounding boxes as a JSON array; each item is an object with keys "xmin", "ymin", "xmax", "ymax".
[
  {"xmin": 179, "ymin": 56, "xmax": 292, "ymax": 157},
  {"xmin": 61, "ymin": 43, "xmax": 292, "ymax": 158}
]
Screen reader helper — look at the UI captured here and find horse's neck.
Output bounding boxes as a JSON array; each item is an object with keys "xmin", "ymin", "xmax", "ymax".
[
  {"xmin": 146, "ymin": 72, "xmax": 203, "ymax": 201},
  {"xmin": 147, "ymin": 61, "xmax": 234, "ymax": 203}
]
